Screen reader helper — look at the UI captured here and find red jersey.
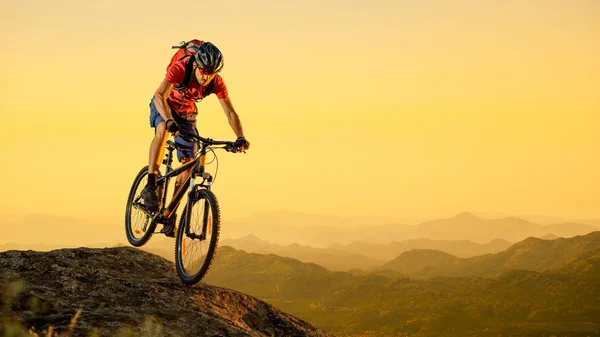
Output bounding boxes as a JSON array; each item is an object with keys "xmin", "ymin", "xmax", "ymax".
[{"xmin": 157, "ymin": 58, "xmax": 228, "ymax": 114}]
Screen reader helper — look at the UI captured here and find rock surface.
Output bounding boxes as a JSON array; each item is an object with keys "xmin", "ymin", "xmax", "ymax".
[{"xmin": 0, "ymin": 247, "xmax": 336, "ymax": 337}]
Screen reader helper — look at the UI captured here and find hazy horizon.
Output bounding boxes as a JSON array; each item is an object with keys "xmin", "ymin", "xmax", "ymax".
[
  {"xmin": 2, "ymin": 208, "xmax": 600, "ymax": 224},
  {"xmin": 2, "ymin": 209, "xmax": 598, "ymax": 247}
]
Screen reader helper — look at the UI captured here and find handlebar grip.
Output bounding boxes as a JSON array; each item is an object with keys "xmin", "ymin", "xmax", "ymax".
[{"xmin": 225, "ymin": 143, "xmax": 237, "ymax": 153}]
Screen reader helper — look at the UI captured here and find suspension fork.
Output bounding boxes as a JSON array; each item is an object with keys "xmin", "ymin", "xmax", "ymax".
[{"xmin": 183, "ymin": 197, "xmax": 210, "ymax": 240}]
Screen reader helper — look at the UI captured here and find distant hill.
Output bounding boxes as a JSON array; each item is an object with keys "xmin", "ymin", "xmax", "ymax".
[
  {"xmin": 3, "ymin": 211, "xmax": 598, "ymax": 249},
  {"xmin": 406, "ymin": 212, "xmax": 597, "ymax": 243},
  {"xmin": 222, "ymin": 211, "xmax": 598, "ymax": 246},
  {"xmin": 380, "ymin": 249, "xmax": 461, "ymax": 278},
  {"xmin": 221, "ymin": 211, "xmax": 411, "ymax": 246},
  {"xmin": 205, "ymin": 236, "xmax": 600, "ymax": 337},
  {"xmin": 206, "ymin": 246, "xmax": 357, "ymax": 300},
  {"xmin": 559, "ymin": 247, "xmax": 600, "ymax": 280},
  {"xmin": 495, "ymin": 231, "xmax": 600, "ymax": 271},
  {"xmin": 220, "ymin": 235, "xmax": 516, "ymax": 272},
  {"xmin": 471, "ymin": 211, "xmax": 600, "ymax": 227},
  {"xmin": 538, "ymin": 233, "xmax": 560, "ymax": 240},
  {"xmin": 330, "ymin": 237, "xmax": 513, "ymax": 261},
  {"xmin": 221, "ymin": 235, "xmax": 386, "ymax": 271},
  {"xmin": 379, "ymin": 231, "xmax": 600, "ymax": 278}
]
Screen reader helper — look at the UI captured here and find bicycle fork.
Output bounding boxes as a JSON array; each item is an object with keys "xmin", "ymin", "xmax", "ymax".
[{"xmin": 183, "ymin": 153, "xmax": 212, "ymax": 240}]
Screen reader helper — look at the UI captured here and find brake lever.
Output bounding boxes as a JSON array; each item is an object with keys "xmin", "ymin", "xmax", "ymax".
[
  {"xmin": 224, "ymin": 143, "xmax": 247, "ymax": 154},
  {"xmin": 224, "ymin": 144, "xmax": 236, "ymax": 153}
]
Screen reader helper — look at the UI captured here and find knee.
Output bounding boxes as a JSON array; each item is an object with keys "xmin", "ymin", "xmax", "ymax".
[{"xmin": 154, "ymin": 122, "xmax": 168, "ymax": 139}]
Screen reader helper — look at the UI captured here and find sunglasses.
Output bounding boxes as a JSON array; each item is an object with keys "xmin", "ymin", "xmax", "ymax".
[{"xmin": 195, "ymin": 66, "xmax": 215, "ymax": 76}]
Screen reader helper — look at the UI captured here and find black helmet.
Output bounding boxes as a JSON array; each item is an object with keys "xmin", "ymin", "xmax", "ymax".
[{"xmin": 194, "ymin": 42, "xmax": 224, "ymax": 74}]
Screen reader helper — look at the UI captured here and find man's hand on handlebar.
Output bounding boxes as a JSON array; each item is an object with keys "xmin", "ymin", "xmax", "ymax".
[
  {"xmin": 235, "ymin": 136, "xmax": 250, "ymax": 153},
  {"xmin": 166, "ymin": 119, "xmax": 180, "ymax": 135}
]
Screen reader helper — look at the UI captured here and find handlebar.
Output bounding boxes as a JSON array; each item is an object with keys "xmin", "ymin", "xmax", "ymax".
[{"xmin": 178, "ymin": 132, "xmax": 239, "ymax": 153}]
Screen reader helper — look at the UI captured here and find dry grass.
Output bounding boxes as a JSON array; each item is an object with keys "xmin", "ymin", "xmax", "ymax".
[{"xmin": 1, "ymin": 281, "xmax": 170, "ymax": 337}]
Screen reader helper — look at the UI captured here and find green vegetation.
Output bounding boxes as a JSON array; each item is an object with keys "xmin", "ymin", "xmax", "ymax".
[
  {"xmin": 378, "ymin": 232, "xmax": 600, "ymax": 279},
  {"xmin": 205, "ymin": 242, "xmax": 600, "ymax": 337},
  {"xmin": 3, "ymin": 232, "xmax": 599, "ymax": 337}
]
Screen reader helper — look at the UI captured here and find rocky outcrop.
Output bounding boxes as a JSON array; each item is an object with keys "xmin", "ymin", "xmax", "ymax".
[{"xmin": 0, "ymin": 247, "xmax": 335, "ymax": 337}]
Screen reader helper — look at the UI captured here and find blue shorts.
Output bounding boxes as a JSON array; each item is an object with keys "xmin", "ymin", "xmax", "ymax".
[{"xmin": 149, "ymin": 98, "xmax": 198, "ymax": 162}]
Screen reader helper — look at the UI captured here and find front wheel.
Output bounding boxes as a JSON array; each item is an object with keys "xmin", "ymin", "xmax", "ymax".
[{"xmin": 175, "ymin": 188, "xmax": 221, "ymax": 285}]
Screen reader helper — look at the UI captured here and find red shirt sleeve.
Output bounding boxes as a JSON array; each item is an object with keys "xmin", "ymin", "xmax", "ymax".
[
  {"xmin": 165, "ymin": 60, "xmax": 186, "ymax": 85},
  {"xmin": 212, "ymin": 75, "xmax": 229, "ymax": 99}
]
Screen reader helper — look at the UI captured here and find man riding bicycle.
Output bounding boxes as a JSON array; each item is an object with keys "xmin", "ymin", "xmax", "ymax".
[{"xmin": 141, "ymin": 41, "xmax": 250, "ymax": 234}]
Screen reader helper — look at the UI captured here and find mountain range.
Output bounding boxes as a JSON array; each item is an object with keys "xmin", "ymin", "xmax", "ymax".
[
  {"xmin": 470, "ymin": 211, "xmax": 600, "ymax": 227},
  {"xmin": 1, "ymin": 234, "xmax": 512, "ymax": 273},
  {"xmin": 223, "ymin": 211, "xmax": 599, "ymax": 246},
  {"xmin": 204, "ymin": 231, "xmax": 600, "ymax": 336},
  {"xmin": 219, "ymin": 235, "xmax": 513, "ymax": 271},
  {"xmin": 2, "ymin": 211, "xmax": 598, "ymax": 248},
  {"xmin": 3, "ymin": 225, "xmax": 599, "ymax": 336},
  {"xmin": 378, "ymin": 231, "xmax": 600, "ymax": 278}
]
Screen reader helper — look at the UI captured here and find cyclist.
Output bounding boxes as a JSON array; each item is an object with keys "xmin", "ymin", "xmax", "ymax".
[{"xmin": 141, "ymin": 41, "xmax": 250, "ymax": 233}]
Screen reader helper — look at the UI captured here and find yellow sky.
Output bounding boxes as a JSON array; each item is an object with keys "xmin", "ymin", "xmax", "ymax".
[{"xmin": 0, "ymin": 0, "xmax": 599, "ymax": 226}]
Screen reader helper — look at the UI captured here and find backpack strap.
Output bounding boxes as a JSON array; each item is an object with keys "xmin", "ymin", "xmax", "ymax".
[
  {"xmin": 174, "ymin": 56, "xmax": 195, "ymax": 92},
  {"xmin": 171, "ymin": 40, "xmax": 204, "ymax": 92},
  {"xmin": 174, "ymin": 57, "xmax": 218, "ymax": 98}
]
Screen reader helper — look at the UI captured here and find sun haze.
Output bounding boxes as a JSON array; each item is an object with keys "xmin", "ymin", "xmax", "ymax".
[{"xmin": 0, "ymin": 0, "xmax": 598, "ymax": 238}]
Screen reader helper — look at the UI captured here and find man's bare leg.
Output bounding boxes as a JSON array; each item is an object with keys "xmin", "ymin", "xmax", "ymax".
[
  {"xmin": 142, "ymin": 122, "xmax": 169, "ymax": 211},
  {"xmin": 149, "ymin": 122, "xmax": 169, "ymax": 174}
]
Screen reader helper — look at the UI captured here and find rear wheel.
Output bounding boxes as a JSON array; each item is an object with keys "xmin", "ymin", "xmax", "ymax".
[
  {"xmin": 124, "ymin": 166, "xmax": 162, "ymax": 247},
  {"xmin": 175, "ymin": 188, "xmax": 221, "ymax": 285}
]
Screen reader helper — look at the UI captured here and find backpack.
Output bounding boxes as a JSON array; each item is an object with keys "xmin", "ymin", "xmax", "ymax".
[{"xmin": 169, "ymin": 39, "xmax": 216, "ymax": 95}]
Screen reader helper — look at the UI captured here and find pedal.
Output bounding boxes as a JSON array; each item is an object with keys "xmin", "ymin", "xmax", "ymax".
[
  {"xmin": 160, "ymin": 224, "xmax": 176, "ymax": 238},
  {"xmin": 135, "ymin": 202, "xmax": 158, "ymax": 217},
  {"xmin": 160, "ymin": 214, "xmax": 177, "ymax": 238}
]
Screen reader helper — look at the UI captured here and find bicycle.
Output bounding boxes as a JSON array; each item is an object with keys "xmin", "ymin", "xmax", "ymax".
[{"xmin": 124, "ymin": 132, "xmax": 239, "ymax": 285}]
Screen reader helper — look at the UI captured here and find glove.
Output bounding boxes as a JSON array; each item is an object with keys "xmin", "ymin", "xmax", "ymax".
[
  {"xmin": 166, "ymin": 119, "xmax": 179, "ymax": 133},
  {"xmin": 235, "ymin": 136, "xmax": 249, "ymax": 150}
]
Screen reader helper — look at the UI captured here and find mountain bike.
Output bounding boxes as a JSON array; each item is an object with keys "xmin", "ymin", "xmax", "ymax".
[{"xmin": 124, "ymin": 132, "xmax": 239, "ymax": 285}]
